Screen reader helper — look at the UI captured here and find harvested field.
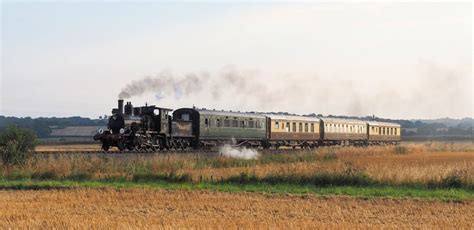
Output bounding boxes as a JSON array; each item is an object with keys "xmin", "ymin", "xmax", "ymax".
[
  {"xmin": 0, "ymin": 189, "xmax": 471, "ymax": 229},
  {"xmin": 35, "ymin": 144, "xmax": 101, "ymax": 152}
]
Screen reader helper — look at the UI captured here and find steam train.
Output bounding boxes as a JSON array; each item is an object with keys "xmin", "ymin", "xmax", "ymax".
[{"xmin": 93, "ymin": 100, "xmax": 401, "ymax": 151}]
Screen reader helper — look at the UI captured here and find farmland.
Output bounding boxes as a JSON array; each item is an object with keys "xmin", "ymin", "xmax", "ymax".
[
  {"xmin": 0, "ymin": 189, "xmax": 472, "ymax": 228},
  {"xmin": 1, "ymin": 142, "xmax": 473, "ymax": 228}
]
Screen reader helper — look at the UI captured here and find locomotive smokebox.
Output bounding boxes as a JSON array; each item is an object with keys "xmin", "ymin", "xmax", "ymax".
[{"xmin": 118, "ymin": 99, "xmax": 124, "ymax": 115}]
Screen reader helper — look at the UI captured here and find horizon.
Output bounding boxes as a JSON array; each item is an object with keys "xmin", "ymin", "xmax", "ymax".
[
  {"xmin": 1, "ymin": 2, "xmax": 473, "ymax": 119},
  {"xmin": 1, "ymin": 103, "xmax": 473, "ymax": 122}
]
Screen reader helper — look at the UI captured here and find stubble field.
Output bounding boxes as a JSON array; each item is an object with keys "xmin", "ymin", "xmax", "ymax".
[
  {"xmin": 0, "ymin": 189, "xmax": 472, "ymax": 229},
  {"xmin": 1, "ymin": 142, "xmax": 473, "ymax": 228}
]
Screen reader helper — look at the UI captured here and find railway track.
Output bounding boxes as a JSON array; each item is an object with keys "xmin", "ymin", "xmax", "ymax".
[
  {"xmin": 33, "ymin": 147, "xmax": 311, "ymax": 156},
  {"xmin": 34, "ymin": 149, "xmax": 215, "ymax": 155}
]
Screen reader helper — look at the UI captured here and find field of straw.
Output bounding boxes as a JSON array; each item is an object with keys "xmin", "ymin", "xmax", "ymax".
[
  {"xmin": 18, "ymin": 142, "xmax": 474, "ymax": 188},
  {"xmin": 1, "ymin": 142, "xmax": 472, "ymax": 228},
  {"xmin": 35, "ymin": 144, "xmax": 101, "ymax": 152},
  {"xmin": 0, "ymin": 188, "xmax": 472, "ymax": 228}
]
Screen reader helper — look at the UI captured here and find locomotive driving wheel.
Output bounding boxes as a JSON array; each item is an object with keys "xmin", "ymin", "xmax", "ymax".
[
  {"xmin": 117, "ymin": 141, "xmax": 125, "ymax": 151},
  {"xmin": 102, "ymin": 143, "xmax": 109, "ymax": 151}
]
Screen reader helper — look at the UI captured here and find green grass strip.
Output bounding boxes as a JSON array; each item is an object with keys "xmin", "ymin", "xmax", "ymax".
[{"xmin": 0, "ymin": 179, "xmax": 472, "ymax": 201}]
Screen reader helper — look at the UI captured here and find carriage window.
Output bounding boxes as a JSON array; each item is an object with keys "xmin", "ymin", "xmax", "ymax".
[
  {"xmin": 378, "ymin": 127, "xmax": 381, "ymax": 135},
  {"xmin": 299, "ymin": 123, "xmax": 302, "ymax": 132},
  {"xmin": 282, "ymin": 123, "xmax": 285, "ymax": 130},
  {"xmin": 248, "ymin": 120, "xmax": 254, "ymax": 128},
  {"xmin": 256, "ymin": 121, "xmax": 261, "ymax": 129},
  {"xmin": 204, "ymin": 118, "xmax": 209, "ymax": 126},
  {"xmin": 304, "ymin": 123, "xmax": 308, "ymax": 132},
  {"xmin": 395, "ymin": 128, "xmax": 398, "ymax": 135},
  {"xmin": 292, "ymin": 123, "xmax": 296, "ymax": 132},
  {"xmin": 311, "ymin": 123, "xmax": 314, "ymax": 132},
  {"xmin": 232, "ymin": 120, "xmax": 238, "ymax": 127},
  {"xmin": 287, "ymin": 122, "xmax": 290, "ymax": 132},
  {"xmin": 241, "ymin": 120, "xmax": 245, "ymax": 128},
  {"xmin": 181, "ymin": 114, "xmax": 190, "ymax": 121},
  {"xmin": 275, "ymin": 122, "xmax": 280, "ymax": 129},
  {"xmin": 216, "ymin": 119, "xmax": 221, "ymax": 127},
  {"xmin": 224, "ymin": 119, "xmax": 230, "ymax": 127}
]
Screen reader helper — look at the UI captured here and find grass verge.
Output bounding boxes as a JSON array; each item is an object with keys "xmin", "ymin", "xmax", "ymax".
[{"xmin": 0, "ymin": 179, "xmax": 472, "ymax": 201}]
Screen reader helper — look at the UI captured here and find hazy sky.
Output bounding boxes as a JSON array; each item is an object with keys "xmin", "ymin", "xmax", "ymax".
[{"xmin": 1, "ymin": 1, "xmax": 472, "ymax": 119}]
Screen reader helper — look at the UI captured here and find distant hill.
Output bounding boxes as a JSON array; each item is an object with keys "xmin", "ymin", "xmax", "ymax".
[{"xmin": 0, "ymin": 116, "xmax": 107, "ymax": 138}]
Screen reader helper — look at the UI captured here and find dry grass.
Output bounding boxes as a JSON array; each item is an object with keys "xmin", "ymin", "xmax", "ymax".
[
  {"xmin": 7, "ymin": 142, "xmax": 474, "ymax": 188},
  {"xmin": 0, "ymin": 188, "xmax": 471, "ymax": 229},
  {"xmin": 2, "ymin": 143, "xmax": 473, "ymax": 228},
  {"xmin": 35, "ymin": 144, "xmax": 101, "ymax": 152}
]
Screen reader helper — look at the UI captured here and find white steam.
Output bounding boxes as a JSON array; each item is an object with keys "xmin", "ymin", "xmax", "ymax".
[{"xmin": 219, "ymin": 144, "xmax": 260, "ymax": 160}]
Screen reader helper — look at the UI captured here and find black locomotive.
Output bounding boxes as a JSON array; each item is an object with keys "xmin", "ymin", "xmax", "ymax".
[{"xmin": 93, "ymin": 100, "xmax": 195, "ymax": 151}]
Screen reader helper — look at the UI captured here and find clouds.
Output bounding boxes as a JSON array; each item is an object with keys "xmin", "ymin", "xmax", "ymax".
[{"xmin": 1, "ymin": 2, "xmax": 472, "ymax": 118}]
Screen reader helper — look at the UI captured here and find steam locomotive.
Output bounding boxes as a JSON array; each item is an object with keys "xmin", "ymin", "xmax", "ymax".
[
  {"xmin": 93, "ymin": 100, "xmax": 195, "ymax": 151},
  {"xmin": 94, "ymin": 100, "xmax": 401, "ymax": 151}
]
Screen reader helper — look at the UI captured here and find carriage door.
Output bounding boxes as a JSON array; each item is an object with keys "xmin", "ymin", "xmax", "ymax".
[{"xmin": 204, "ymin": 116, "xmax": 210, "ymax": 137}]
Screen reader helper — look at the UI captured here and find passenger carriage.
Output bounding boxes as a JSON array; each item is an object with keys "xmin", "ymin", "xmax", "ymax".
[
  {"xmin": 266, "ymin": 114, "xmax": 321, "ymax": 148},
  {"xmin": 320, "ymin": 118, "xmax": 368, "ymax": 146}
]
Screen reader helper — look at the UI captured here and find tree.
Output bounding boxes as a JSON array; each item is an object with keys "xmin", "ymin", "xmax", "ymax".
[{"xmin": 0, "ymin": 126, "xmax": 37, "ymax": 166}]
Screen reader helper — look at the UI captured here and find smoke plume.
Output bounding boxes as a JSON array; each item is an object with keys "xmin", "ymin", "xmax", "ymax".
[
  {"xmin": 117, "ymin": 62, "xmax": 471, "ymax": 119},
  {"xmin": 118, "ymin": 71, "xmax": 207, "ymax": 100},
  {"xmin": 118, "ymin": 67, "xmax": 290, "ymax": 109}
]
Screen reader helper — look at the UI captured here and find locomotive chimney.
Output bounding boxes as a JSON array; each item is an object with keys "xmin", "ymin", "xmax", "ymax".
[{"xmin": 118, "ymin": 99, "xmax": 124, "ymax": 115}]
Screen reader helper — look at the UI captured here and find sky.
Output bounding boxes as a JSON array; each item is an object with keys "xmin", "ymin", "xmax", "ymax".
[{"xmin": 1, "ymin": 1, "xmax": 472, "ymax": 119}]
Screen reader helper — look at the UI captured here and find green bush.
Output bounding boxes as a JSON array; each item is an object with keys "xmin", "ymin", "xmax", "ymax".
[{"xmin": 0, "ymin": 126, "xmax": 37, "ymax": 166}]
